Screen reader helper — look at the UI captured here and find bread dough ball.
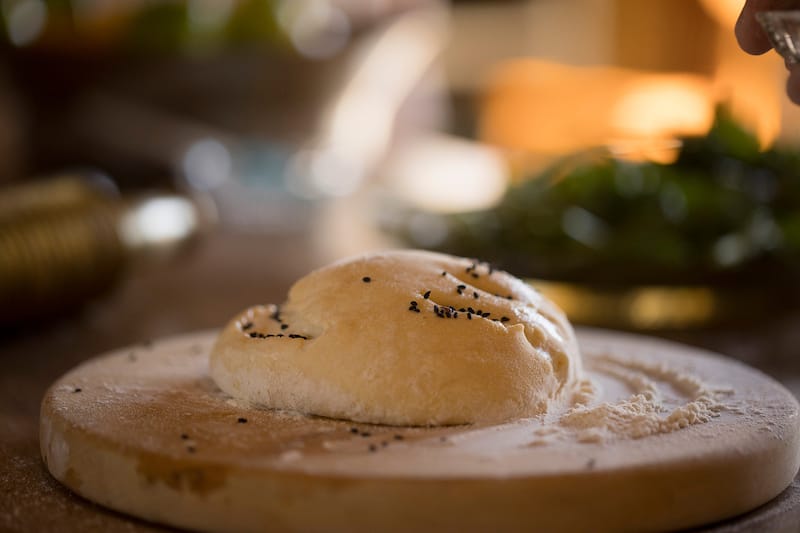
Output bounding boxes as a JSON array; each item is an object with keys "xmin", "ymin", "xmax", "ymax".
[{"xmin": 210, "ymin": 250, "xmax": 584, "ymax": 426}]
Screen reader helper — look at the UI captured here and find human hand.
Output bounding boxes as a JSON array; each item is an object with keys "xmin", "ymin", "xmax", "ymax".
[{"xmin": 736, "ymin": 0, "xmax": 800, "ymax": 103}]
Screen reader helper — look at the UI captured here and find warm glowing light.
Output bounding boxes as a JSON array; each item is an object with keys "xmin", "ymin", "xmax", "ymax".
[
  {"xmin": 383, "ymin": 134, "xmax": 508, "ymax": 213},
  {"xmin": 611, "ymin": 79, "xmax": 713, "ymax": 139},
  {"xmin": 481, "ymin": 60, "xmax": 715, "ymax": 167},
  {"xmin": 699, "ymin": 0, "xmax": 742, "ymax": 29}
]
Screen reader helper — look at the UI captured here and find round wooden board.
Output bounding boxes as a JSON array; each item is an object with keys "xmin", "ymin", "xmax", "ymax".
[{"xmin": 40, "ymin": 329, "xmax": 800, "ymax": 533}]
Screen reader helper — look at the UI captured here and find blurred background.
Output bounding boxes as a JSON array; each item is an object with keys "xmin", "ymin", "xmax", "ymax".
[
  {"xmin": 2, "ymin": 0, "xmax": 800, "ymax": 348},
  {"xmin": 4, "ymin": 1, "xmax": 800, "ymax": 528}
]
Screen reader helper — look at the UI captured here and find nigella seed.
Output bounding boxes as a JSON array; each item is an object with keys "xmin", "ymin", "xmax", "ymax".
[
  {"xmin": 468, "ymin": 307, "xmax": 475, "ymax": 314},
  {"xmin": 467, "ymin": 313, "xmax": 472, "ymax": 320},
  {"xmin": 506, "ymin": 295, "xmax": 513, "ymax": 300},
  {"xmin": 181, "ymin": 434, "xmax": 189, "ymax": 440},
  {"xmin": 288, "ymin": 334, "xmax": 308, "ymax": 339},
  {"xmin": 453, "ymin": 312, "xmax": 459, "ymax": 318},
  {"xmin": 441, "ymin": 271, "xmax": 447, "ymax": 276},
  {"xmin": 471, "ymin": 272, "xmax": 479, "ymax": 279},
  {"xmin": 410, "ymin": 301, "xmax": 418, "ymax": 307},
  {"xmin": 281, "ymin": 324, "xmax": 289, "ymax": 330},
  {"xmin": 423, "ymin": 290, "xmax": 431, "ymax": 299},
  {"xmin": 501, "ymin": 316, "xmax": 510, "ymax": 322},
  {"xmin": 473, "ymin": 292, "xmax": 479, "ymax": 299},
  {"xmin": 249, "ymin": 332, "xmax": 259, "ymax": 338},
  {"xmin": 242, "ymin": 322, "xmax": 253, "ymax": 331},
  {"xmin": 433, "ymin": 305, "xmax": 439, "ymax": 314},
  {"xmin": 238, "ymin": 417, "xmax": 248, "ymax": 424},
  {"xmin": 362, "ymin": 276, "xmax": 371, "ymax": 283},
  {"xmin": 350, "ymin": 427, "xmax": 359, "ymax": 434},
  {"xmin": 73, "ymin": 387, "xmax": 82, "ymax": 393},
  {"xmin": 459, "ymin": 308, "xmax": 466, "ymax": 312}
]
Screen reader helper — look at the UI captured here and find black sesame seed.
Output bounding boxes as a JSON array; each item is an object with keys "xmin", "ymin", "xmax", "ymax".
[
  {"xmin": 276, "ymin": 334, "xmax": 284, "ymax": 337},
  {"xmin": 423, "ymin": 290, "xmax": 431, "ymax": 299},
  {"xmin": 467, "ymin": 313, "xmax": 472, "ymax": 320},
  {"xmin": 473, "ymin": 292, "xmax": 479, "ymax": 299},
  {"xmin": 241, "ymin": 322, "xmax": 253, "ymax": 331},
  {"xmin": 433, "ymin": 305, "xmax": 439, "ymax": 314},
  {"xmin": 468, "ymin": 307, "xmax": 475, "ymax": 313},
  {"xmin": 501, "ymin": 316, "xmax": 510, "ymax": 322},
  {"xmin": 350, "ymin": 427, "xmax": 359, "ymax": 434},
  {"xmin": 237, "ymin": 417, "xmax": 248, "ymax": 424},
  {"xmin": 458, "ymin": 308, "xmax": 466, "ymax": 312},
  {"xmin": 441, "ymin": 271, "xmax": 447, "ymax": 276},
  {"xmin": 368, "ymin": 444, "xmax": 378, "ymax": 452},
  {"xmin": 73, "ymin": 387, "xmax": 82, "ymax": 393},
  {"xmin": 281, "ymin": 324, "xmax": 289, "ymax": 330},
  {"xmin": 506, "ymin": 295, "xmax": 513, "ymax": 300},
  {"xmin": 471, "ymin": 272, "xmax": 479, "ymax": 279},
  {"xmin": 181, "ymin": 434, "xmax": 189, "ymax": 440},
  {"xmin": 453, "ymin": 312, "xmax": 458, "ymax": 318},
  {"xmin": 362, "ymin": 276, "xmax": 371, "ymax": 283},
  {"xmin": 482, "ymin": 312, "xmax": 491, "ymax": 318},
  {"xmin": 410, "ymin": 300, "xmax": 418, "ymax": 306},
  {"xmin": 394, "ymin": 434, "xmax": 404, "ymax": 440},
  {"xmin": 248, "ymin": 332, "xmax": 258, "ymax": 338},
  {"xmin": 360, "ymin": 432, "xmax": 372, "ymax": 437}
]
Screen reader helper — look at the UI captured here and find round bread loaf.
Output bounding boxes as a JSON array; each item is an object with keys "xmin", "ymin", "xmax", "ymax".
[{"xmin": 210, "ymin": 250, "xmax": 584, "ymax": 425}]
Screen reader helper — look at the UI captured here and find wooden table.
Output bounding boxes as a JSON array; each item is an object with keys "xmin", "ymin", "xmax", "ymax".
[{"xmin": 2, "ymin": 231, "xmax": 799, "ymax": 532}]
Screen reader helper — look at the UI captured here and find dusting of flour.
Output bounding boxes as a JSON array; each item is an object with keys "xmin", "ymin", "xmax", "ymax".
[{"xmin": 539, "ymin": 353, "xmax": 731, "ymax": 444}]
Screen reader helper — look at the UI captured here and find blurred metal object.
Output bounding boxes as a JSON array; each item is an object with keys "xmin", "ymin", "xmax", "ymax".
[
  {"xmin": 0, "ymin": 174, "xmax": 203, "ymax": 325},
  {"xmin": 756, "ymin": 10, "xmax": 800, "ymax": 66}
]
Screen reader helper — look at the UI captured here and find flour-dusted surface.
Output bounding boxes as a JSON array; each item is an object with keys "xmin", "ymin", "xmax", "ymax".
[{"xmin": 40, "ymin": 329, "xmax": 800, "ymax": 533}]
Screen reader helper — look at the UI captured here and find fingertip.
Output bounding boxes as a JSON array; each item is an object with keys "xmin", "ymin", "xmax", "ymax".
[
  {"xmin": 787, "ymin": 66, "xmax": 800, "ymax": 105},
  {"xmin": 735, "ymin": 2, "xmax": 775, "ymax": 55}
]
